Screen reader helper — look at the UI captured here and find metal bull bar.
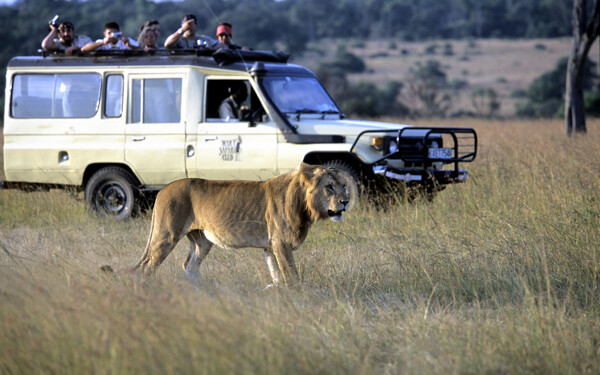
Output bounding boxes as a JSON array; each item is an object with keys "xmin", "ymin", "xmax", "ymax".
[{"xmin": 351, "ymin": 127, "xmax": 477, "ymax": 184}]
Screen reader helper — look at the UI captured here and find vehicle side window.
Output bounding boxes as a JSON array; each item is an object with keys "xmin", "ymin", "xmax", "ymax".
[
  {"xmin": 205, "ymin": 79, "xmax": 266, "ymax": 122},
  {"xmin": 129, "ymin": 78, "xmax": 182, "ymax": 124},
  {"xmin": 104, "ymin": 75, "xmax": 123, "ymax": 118},
  {"xmin": 131, "ymin": 79, "xmax": 141, "ymax": 123},
  {"xmin": 11, "ymin": 73, "xmax": 101, "ymax": 118}
]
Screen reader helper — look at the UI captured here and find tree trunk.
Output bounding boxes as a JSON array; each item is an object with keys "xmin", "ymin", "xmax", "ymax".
[
  {"xmin": 565, "ymin": 50, "xmax": 587, "ymax": 135},
  {"xmin": 565, "ymin": 0, "xmax": 600, "ymax": 136}
]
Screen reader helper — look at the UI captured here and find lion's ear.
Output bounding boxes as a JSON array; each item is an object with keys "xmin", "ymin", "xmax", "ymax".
[
  {"xmin": 296, "ymin": 162, "xmax": 319, "ymax": 172},
  {"xmin": 296, "ymin": 162, "xmax": 322, "ymax": 180},
  {"xmin": 296, "ymin": 162, "xmax": 309, "ymax": 171}
]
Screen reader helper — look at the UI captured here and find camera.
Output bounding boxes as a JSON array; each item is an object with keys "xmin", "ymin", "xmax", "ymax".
[{"xmin": 113, "ymin": 32, "xmax": 123, "ymax": 38}]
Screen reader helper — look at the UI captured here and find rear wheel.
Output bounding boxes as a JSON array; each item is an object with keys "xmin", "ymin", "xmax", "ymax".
[{"xmin": 85, "ymin": 167, "xmax": 139, "ymax": 220}]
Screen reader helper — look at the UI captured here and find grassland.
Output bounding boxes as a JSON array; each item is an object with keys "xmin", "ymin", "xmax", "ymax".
[
  {"xmin": 296, "ymin": 38, "xmax": 599, "ymax": 117},
  {"xmin": 1, "ymin": 119, "xmax": 600, "ymax": 374}
]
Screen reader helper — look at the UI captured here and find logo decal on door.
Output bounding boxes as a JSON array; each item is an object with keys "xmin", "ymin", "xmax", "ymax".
[{"xmin": 219, "ymin": 136, "xmax": 242, "ymax": 161}]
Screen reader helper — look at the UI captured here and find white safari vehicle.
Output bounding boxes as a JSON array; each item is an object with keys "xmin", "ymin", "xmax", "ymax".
[{"xmin": 2, "ymin": 49, "xmax": 477, "ymax": 219}]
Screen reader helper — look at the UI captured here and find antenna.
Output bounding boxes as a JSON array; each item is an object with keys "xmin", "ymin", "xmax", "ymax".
[{"xmin": 199, "ymin": 0, "xmax": 251, "ymax": 73}]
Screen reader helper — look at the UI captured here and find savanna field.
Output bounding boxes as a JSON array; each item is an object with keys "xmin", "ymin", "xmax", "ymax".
[{"xmin": 1, "ymin": 119, "xmax": 599, "ymax": 374}]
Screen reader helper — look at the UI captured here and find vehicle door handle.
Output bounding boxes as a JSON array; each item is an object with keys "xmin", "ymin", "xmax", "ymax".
[
  {"xmin": 204, "ymin": 136, "xmax": 218, "ymax": 141},
  {"xmin": 187, "ymin": 145, "xmax": 195, "ymax": 157},
  {"xmin": 132, "ymin": 136, "xmax": 146, "ymax": 142}
]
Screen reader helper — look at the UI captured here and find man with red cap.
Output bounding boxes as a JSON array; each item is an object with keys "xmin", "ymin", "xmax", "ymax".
[{"xmin": 216, "ymin": 22, "xmax": 243, "ymax": 50}]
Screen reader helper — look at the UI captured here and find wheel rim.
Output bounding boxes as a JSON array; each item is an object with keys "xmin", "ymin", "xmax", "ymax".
[{"xmin": 95, "ymin": 181, "xmax": 128, "ymax": 215}]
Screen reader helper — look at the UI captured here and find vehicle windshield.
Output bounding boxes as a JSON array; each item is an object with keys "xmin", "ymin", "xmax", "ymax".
[{"xmin": 262, "ymin": 76, "xmax": 341, "ymax": 114}]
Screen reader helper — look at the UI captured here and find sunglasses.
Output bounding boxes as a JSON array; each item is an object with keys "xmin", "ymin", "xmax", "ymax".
[{"xmin": 218, "ymin": 33, "xmax": 231, "ymax": 38}]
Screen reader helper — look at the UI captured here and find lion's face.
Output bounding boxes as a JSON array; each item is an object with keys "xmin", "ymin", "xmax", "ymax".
[{"xmin": 309, "ymin": 167, "xmax": 351, "ymax": 222}]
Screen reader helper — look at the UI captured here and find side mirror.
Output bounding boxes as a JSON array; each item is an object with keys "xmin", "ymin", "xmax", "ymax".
[{"xmin": 239, "ymin": 108, "xmax": 256, "ymax": 127}]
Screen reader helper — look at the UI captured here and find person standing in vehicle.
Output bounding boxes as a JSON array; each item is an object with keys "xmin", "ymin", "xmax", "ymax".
[
  {"xmin": 139, "ymin": 19, "xmax": 160, "ymax": 41},
  {"xmin": 216, "ymin": 22, "xmax": 235, "ymax": 49},
  {"xmin": 164, "ymin": 14, "xmax": 218, "ymax": 50},
  {"xmin": 138, "ymin": 27, "xmax": 159, "ymax": 51},
  {"xmin": 82, "ymin": 22, "xmax": 139, "ymax": 52},
  {"xmin": 215, "ymin": 22, "xmax": 249, "ymax": 50},
  {"xmin": 41, "ymin": 21, "xmax": 92, "ymax": 56}
]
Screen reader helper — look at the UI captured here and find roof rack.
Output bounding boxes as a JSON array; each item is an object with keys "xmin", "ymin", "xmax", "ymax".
[{"xmin": 38, "ymin": 47, "xmax": 290, "ymax": 65}]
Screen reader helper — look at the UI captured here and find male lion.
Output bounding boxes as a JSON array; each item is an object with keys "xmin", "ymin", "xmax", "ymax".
[{"xmin": 129, "ymin": 163, "xmax": 351, "ymax": 285}]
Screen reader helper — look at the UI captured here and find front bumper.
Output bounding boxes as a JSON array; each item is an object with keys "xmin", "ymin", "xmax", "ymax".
[{"xmin": 373, "ymin": 165, "xmax": 468, "ymax": 184}]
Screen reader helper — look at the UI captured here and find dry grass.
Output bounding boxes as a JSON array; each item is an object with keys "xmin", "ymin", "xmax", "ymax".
[{"xmin": 1, "ymin": 119, "xmax": 600, "ymax": 374}]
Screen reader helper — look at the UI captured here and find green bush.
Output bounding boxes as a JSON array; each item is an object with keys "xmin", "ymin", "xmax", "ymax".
[
  {"xmin": 341, "ymin": 81, "xmax": 408, "ymax": 118},
  {"xmin": 319, "ymin": 46, "xmax": 366, "ymax": 74},
  {"xmin": 556, "ymin": 91, "xmax": 600, "ymax": 118},
  {"xmin": 516, "ymin": 56, "xmax": 597, "ymax": 118},
  {"xmin": 584, "ymin": 91, "xmax": 600, "ymax": 117},
  {"xmin": 315, "ymin": 65, "xmax": 408, "ymax": 118}
]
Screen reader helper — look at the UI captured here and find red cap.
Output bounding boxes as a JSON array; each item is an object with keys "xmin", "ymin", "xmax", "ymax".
[{"xmin": 216, "ymin": 24, "xmax": 232, "ymax": 37}]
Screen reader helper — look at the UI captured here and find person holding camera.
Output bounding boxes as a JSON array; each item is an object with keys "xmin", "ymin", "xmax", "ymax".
[
  {"xmin": 164, "ymin": 14, "xmax": 218, "ymax": 50},
  {"xmin": 41, "ymin": 19, "xmax": 92, "ymax": 56},
  {"xmin": 82, "ymin": 22, "xmax": 139, "ymax": 52}
]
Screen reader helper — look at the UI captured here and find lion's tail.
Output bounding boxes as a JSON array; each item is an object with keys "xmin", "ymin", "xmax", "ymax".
[{"xmin": 129, "ymin": 207, "xmax": 157, "ymax": 272}]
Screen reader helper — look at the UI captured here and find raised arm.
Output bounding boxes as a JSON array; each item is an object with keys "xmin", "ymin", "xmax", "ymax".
[
  {"xmin": 41, "ymin": 22, "xmax": 59, "ymax": 51},
  {"xmin": 164, "ymin": 28, "xmax": 183, "ymax": 49}
]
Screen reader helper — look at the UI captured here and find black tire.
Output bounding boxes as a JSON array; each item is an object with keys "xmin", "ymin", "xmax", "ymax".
[
  {"xmin": 85, "ymin": 167, "xmax": 139, "ymax": 220},
  {"xmin": 322, "ymin": 160, "xmax": 364, "ymax": 196}
]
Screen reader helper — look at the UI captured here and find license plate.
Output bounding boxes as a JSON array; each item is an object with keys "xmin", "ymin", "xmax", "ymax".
[{"xmin": 428, "ymin": 147, "xmax": 453, "ymax": 159}]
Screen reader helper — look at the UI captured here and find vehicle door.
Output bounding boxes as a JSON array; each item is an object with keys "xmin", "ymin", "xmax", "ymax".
[
  {"xmin": 194, "ymin": 78, "xmax": 277, "ymax": 180},
  {"xmin": 125, "ymin": 74, "xmax": 187, "ymax": 187}
]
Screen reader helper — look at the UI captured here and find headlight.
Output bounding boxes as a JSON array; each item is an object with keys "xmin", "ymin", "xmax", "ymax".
[
  {"xmin": 370, "ymin": 136, "xmax": 383, "ymax": 151},
  {"xmin": 371, "ymin": 136, "xmax": 400, "ymax": 154}
]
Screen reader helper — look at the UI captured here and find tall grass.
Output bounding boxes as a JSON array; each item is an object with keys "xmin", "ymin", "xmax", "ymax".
[{"xmin": 1, "ymin": 119, "xmax": 599, "ymax": 374}]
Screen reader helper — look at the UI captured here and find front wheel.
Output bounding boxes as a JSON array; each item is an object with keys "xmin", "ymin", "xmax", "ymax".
[{"xmin": 85, "ymin": 167, "xmax": 139, "ymax": 220}]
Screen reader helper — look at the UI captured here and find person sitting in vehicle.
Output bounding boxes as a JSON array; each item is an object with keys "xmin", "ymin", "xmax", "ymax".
[
  {"xmin": 219, "ymin": 82, "xmax": 248, "ymax": 122},
  {"xmin": 81, "ymin": 22, "xmax": 139, "ymax": 52},
  {"xmin": 137, "ymin": 26, "xmax": 159, "ymax": 51},
  {"xmin": 41, "ymin": 20, "xmax": 92, "ymax": 56},
  {"xmin": 164, "ymin": 14, "xmax": 218, "ymax": 50}
]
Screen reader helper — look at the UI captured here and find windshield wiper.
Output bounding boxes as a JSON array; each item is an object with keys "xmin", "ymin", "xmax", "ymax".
[
  {"xmin": 284, "ymin": 108, "xmax": 319, "ymax": 120},
  {"xmin": 319, "ymin": 109, "xmax": 346, "ymax": 119},
  {"xmin": 294, "ymin": 108, "xmax": 318, "ymax": 114},
  {"xmin": 285, "ymin": 109, "xmax": 343, "ymax": 120}
]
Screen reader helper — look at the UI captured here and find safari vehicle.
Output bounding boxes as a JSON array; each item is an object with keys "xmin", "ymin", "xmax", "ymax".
[{"xmin": 2, "ymin": 49, "xmax": 477, "ymax": 220}]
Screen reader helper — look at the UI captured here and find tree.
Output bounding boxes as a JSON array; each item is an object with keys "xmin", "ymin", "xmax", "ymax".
[
  {"xmin": 406, "ymin": 60, "xmax": 451, "ymax": 117},
  {"xmin": 470, "ymin": 88, "xmax": 500, "ymax": 118},
  {"xmin": 564, "ymin": 0, "xmax": 599, "ymax": 135}
]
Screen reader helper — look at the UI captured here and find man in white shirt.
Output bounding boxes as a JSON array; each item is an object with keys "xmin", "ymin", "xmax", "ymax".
[{"xmin": 82, "ymin": 22, "xmax": 139, "ymax": 52}]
